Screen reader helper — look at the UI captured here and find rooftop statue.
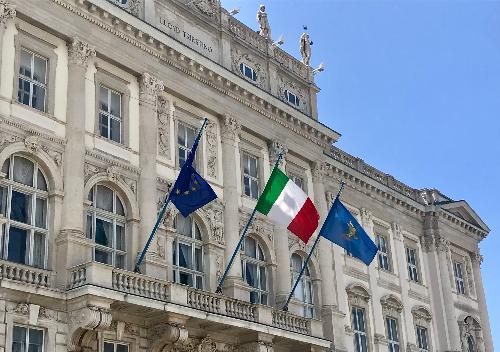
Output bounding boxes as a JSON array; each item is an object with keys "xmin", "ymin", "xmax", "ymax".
[
  {"xmin": 300, "ymin": 29, "xmax": 312, "ymax": 66},
  {"xmin": 256, "ymin": 4, "xmax": 271, "ymax": 39}
]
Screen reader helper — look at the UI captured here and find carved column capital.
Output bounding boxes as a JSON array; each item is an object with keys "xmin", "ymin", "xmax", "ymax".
[
  {"xmin": 311, "ymin": 161, "xmax": 328, "ymax": 183},
  {"xmin": 0, "ymin": 0, "xmax": 16, "ymax": 28},
  {"xmin": 435, "ymin": 235, "xmax": 450, "ymax": 253},
  {"xmin": 220, "ymin": 114, "xmax": 241, "ymax": 144},
  {"xmin": 471, "ymin": 250, "xmax": 483, "ymax": 267},
  {"xmin": 420, "ymin": 235, "xmax": 435, "ymax": 252},
  {"xmin": 139, "ymin": 73, "xmax": 164, "ymax": 103},
  {"xmin": 269, "ymin": 140, "xmax": 287, "ymax": 168},
  {"xmin": 68, "ymin": 37, "xmax": 96, "ymax": 67}
]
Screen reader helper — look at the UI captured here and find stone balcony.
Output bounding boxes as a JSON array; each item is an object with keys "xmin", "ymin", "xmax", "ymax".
[{"xmin": 66, "ymin": 261, "xmax": 329, "ymax": 350}]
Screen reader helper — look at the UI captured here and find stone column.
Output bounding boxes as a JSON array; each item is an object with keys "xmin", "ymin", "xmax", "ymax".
[
  {"xmin": 136, "ymin": 73, "xmax": 164, "ymax": 274},
  {"xmin": 0, "ymin": 1, "xmax": 16, "ymax": 86},
  {"xmin": 269, "ymin": 141, "xmax": 290, "ymax": 306},
  {"xmin": 312, "ymin": 161, "xmax": 341, "ymax": 349},
  {"xmin": 435, "ymin": 235, "xmax": 462, "ymax": 351},
  {"xmin": 57, "ymin": 39, "xmax": 96, "ymax": 278},
  {"xmin": 471, "ymin": 251, "xmax": 493, "ymax": 352},
  {"xmin": 220, "ymin": 114, "xmax": 244, "ymax": 298}
]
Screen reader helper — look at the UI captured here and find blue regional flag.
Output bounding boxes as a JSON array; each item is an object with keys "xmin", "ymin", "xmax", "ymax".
[
  {"xmin": 170, "ymin": 123, "xmax": 217, "ymax": 217},
  {"xmin": 319, "ymin": 198, "xmax": 377, "ymax": 265}
]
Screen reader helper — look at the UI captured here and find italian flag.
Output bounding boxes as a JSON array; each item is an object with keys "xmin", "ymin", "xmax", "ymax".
[{"xmin": 256, "ymin": 167, "xmax": 319, "ymax": 243}]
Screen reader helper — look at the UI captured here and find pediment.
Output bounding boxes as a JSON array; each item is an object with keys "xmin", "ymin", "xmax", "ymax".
[{"xmin": 440, "ymin": 201, "xmax": 489, "ymax": 232}]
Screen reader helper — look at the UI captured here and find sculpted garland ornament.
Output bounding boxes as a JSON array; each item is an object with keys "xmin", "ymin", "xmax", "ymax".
[{"xmin": 68, "ymin": 37, "xmax": 96, "ymax": 67}]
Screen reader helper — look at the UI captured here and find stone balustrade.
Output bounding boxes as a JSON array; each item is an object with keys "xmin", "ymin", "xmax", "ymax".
[
  {"xmin": 0, "ymin": 260, "xmax": 52, "ymax": 288},
  {"xmin": 67, "ymin": 261, "xmax": 322, "ymax": 338}
]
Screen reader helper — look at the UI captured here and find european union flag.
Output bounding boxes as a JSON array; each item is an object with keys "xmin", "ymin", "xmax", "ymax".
[
  {"xmin": 319, "ymin": 198, "xmax": 378, "ymax": 265},
  {"xmin": 170, "ymin": 126, "xmax": 217, "ymax": 217}
]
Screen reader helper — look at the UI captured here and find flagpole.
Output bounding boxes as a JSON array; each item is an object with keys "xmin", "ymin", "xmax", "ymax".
[
  {"xmin": 216, "ymin": 152, "xmax": 283, "ymax": 294},
  {"xmin": 134, "ymin": 118, "xmax": 209, "ymax": 273},
  {"xmin": 282, "ymin": 180, "xmax": 345, "ymax": 311}
]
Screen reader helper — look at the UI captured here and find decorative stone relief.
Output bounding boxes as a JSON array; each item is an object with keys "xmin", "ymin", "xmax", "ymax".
[
  {"xmin": 411, "ymin": 306, "xmax": 432, "ymax": 327},
  {"xmin": 471, "ymin": 250, "xmax": 483, "ymax": 267},
  {"xmin": 465, "ymin": 256, "xmax": 475, "ymax": 296},
  {"xmin": 197, "ymin": 336, "xmax": 217, "ymax": 352},
  {"xmin": 0, "ymin": 131, "xmax": 21, "ymax": 147},
  {"xmin": 311, "ymin": 161, "xmax": 328, "ymax": 183},
  {"xmin": 162, "ymin": 206, "xmax": 179, "ymax": 229},
  {"xmin": 360, "ymin": 208, "xmax": 373, "ymax": 231},
  {"xmin": 231, "ymin": 48, "xmax": 267, "ymax": 89},
  {"xmin": 0, "ymin": 0, "xmax": 16, "ymax": 28},
  {"xmin": 68, "ymin": 37, "xmax": 96, "ymax": 67},
  {"xmin": 380, "ymin": 295, "xmax": 403, "ymax": 318},
  {"xmin": 391, "ymin": 222, "xmax": 402, "ymax": 241},
  {"xmin": 268, "ymin": 140, "xmax": 287, "ymax": 168},
  {"xmin": 220, "ymin": 114, "xmax": 241, "ymax": 144},
  {"xmin": 202, "ymin": 200, "xmax": 224, "ymax": 245},
  {"xmin": 156, "ymin": 235, "xmax": 165, "ymax": 258},
  {"xmin": 157, "ymin": 96, "xmax": 171, "ymax": 159},
  {"xmin": 128, "ymin": 0, "xmax": 143, "ymax": 18},
  {"xmin": 9, "ymin": 302, "xmax": 29, "ymax": 315},
  {"xmin": 325, "ymin": 191, "xmax": 335, "ymax": 210},
  {"xmin": 373, "ymin": 334, "xmax": 388, "ymax": 345},
  {"xmin": 68, "ymin": 306, "xmax": 112, "ymax": 352},
  {"xmin": 83, "ymin": 163, "xmax": 137, "ymax": 197},
  {"xmin": 346, "ymin": 285, "xmax": 370, "ymax": 307},
  {"xmin": 435, "ymin": 235, "xmax": 450, "ymax": 253},
  {"xmin": 139, "ymin": 73, "xmax": 165, "ymax": 103},
  {"xmin": 278, "ymin": 77, "xmax": 307, "ymax": 112},
  {"xmin": 205, "ymin": 120, "xmax": 218, "ymax": 178},
  {"xmin": 216, "ymin": 255, "xmax": 223, "ymax": 283},
  {"xmin": 240, "ymin": 214, "xmax": 274, "ymax": 244},
  {"xmin": 187, "ymin": 0, "xmax": 220, "ymax": 21},
  {"xmin": 420, "ymin": 235, "xmax": 434, "ymax": 253},
  {"xmin": 149, "ymin": 323, "xmax": 191, "ymax": 352}
]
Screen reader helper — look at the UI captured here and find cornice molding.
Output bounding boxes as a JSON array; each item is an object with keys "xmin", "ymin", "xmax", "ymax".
[{"xmin": 48, "ymin": 0, "xmax": 336, "ymax": 149}]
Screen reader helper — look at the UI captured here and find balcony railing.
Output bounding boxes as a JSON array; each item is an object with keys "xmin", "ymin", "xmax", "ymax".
[
  {"xmin": 67, "ymin": 261, "xmax": 322, "ymax": 338},
  {"xmin": 0, "ymin": 260, "xmax": 52, "ymax": 288}
]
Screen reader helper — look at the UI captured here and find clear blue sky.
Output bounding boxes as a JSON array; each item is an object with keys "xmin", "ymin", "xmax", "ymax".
[{"xmin": 222, "ymin": 0, "xmax": 500, "ymax": 347}]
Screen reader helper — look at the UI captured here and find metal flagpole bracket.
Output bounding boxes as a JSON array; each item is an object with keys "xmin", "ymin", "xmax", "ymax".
[
  {"xmin": 216, "ymin": 152, "xmax": 284, "ymax": 294},
  {"xmin": 282, "ymin": 180, "xmax": 345, "ymax": 311}
]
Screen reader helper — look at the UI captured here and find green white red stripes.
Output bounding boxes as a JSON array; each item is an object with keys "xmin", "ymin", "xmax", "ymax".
[{"xmin": 256, "ymin": 167, "xmax": 319, "ymax": 243}]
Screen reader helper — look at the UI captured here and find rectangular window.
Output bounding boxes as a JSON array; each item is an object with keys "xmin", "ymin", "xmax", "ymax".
[
  {"xmin": 239, "ymin": 63, "xmax": 257, "ymax": 81},
  {"xmin": 352, "ymin": 307, "xmax": 368, "ymax": 352},
  {"xmin": 416, "ymin": 326, "xmax": 429, "ymax": 352},
  {"xmin": 284, "ymin": 90, "xmax": 300, "ymax": 107},
  {"xmin": 242, "ymin": 153, "xmax": 259, "ymax": 199},
  {"xmin": 18, "ymin": 48, "xmax": 47, "ymax": 112},
  {"xmin": 406, "ymin": 247, "xmax": 419, "ymax": 283},
  {"xmin": 290, "ymin": 174, "xmax": 305, "ymax": 191},
  {"xmin": 386, "ymin": 317, "xmax": 400, "ymax": 352},
  {"xmin": 178, "ymin": 123, "xmax": 196, "ymax": 168},
  {"xmin": 376, "ymin": 234, "xmax": 390, "ymax": 271},
  {"xmin": 104, "ymin": 341, "xmax": 128, "ymax": 352},
  {"xmin": 454, "ymin": 261, "xmax": 466, "ymax": 295},
  {"xmin": 99, "ymin": 86, "xmax": 122, "ymax": 143},
  {"xmin": 12, "ymin": 326, "xmax": 44, "ymax": 352}
]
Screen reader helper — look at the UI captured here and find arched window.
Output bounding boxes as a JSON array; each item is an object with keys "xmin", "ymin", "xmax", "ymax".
[
  {"xmin": 86, "ymin": 185, "xmax": 126, "ymax": 269},
  {"xmin": 290, "ymin": 253, "xmax": 314, "ymax": 317},
  {"xmin": 172, "ymin": 214, "xmax": 204, "ymax": 289},
  {"xmin": 467, "ymin": 335, "xmax": 476, "ymax": 352},
  {"xmin": 0, "ymin": 155, "xmax": 48, "ymax": 268},
  {"xmin": 241, "ymin": 236, "xmax": 267, "ymax": 304}
]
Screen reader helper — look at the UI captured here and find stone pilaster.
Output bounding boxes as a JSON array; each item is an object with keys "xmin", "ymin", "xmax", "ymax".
[
  {"xmin": 471, "ymin": 250, "xmax": 492, "ymax": 352},
  {"xmin": 269, "ymin": 141, "xmax": 290, "ymax": 305},
  {"xmin": 220, "ymin": 114, "xmax": 245, "ymax": 298},
  {"xmin": 312, "ymin": 161, "xmax": 343, "ymax": 348},
  {"xmin": 136, "ymin": 73, "xmax": 164, "ymax": 274},
  {"xmin": 57, "ymin": 38, "xmax": 95, "ymax": 286},
  {"xmin": 0, "ymin": 1, "xmax": 16, "ymax": 85}
]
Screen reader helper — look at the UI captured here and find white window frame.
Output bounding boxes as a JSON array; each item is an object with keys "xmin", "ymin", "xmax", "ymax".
[
  {"xmin": 98, "ymin": 85, "xmax": 123, "ymax": 144},
  {"xmin": 12, "ymin": 325, "xmax": 45, "ymax": 352},
  {"xmin": 376, "ymin": 234, "xmax": 391, "ymax": 271},
  {"xmin": 406, "ymin": 246, "xmax": 420, "ymax": 283},
  {"xmin": 284, "ymin": 89, "xmax": 300, "ymax": 107},
  {"xmin": 0, "ymin": 155, "xmax": 49, "ymax": 269},
  {"xmin": 177, "ymin": 122, "xmax": 197, "ymax": 169},
  {"xmin": 239, "ymin": 62, "xmax": 257, "ymax": 82},
  {"xmin": 352, "ymin": 307, "xmax": 368, "ymax": 352},
  {"xmin": 86, "ymin": 185, "xmax": 127, "ymax": 269},
  {"xmin": 416, "ymin": 325, "xmax": 429, "ymax": 352},
  {"xmin": 17, "ymin": 48, "xmax": 48, "ymax": 112},
  {"xmin": 290, "ymin": 253, "xmax": 314, "ymax": 318},
  {"xmin": 454, "ymin": 261, "xmax": 466, "ymax": 295},
  {"xmin": 242, "ymin": 152, "xmax": 259, "ymax": 199},
  {"xmin": 172, "ymin": 215, "xmax": 204, "ymax": 289},
  {"xmin": 289, "ymin": 173, "xmax": 305, "ymax": 192},
  {"xmin": 241, "ymin": 236, "xmax": 268, "ymax": 305},
  {"xmin": 103, "ymin": 340, "xmax": 129, "ymax": 352},
  {"xmin": 386, "ymin": 317, "xmax": 400, "ymax": 352}
]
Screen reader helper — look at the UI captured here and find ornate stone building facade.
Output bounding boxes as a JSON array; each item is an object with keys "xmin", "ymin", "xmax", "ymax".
[{"xmin": 0, "ymin": 0, "xmax": 492, "ymax": 351}]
